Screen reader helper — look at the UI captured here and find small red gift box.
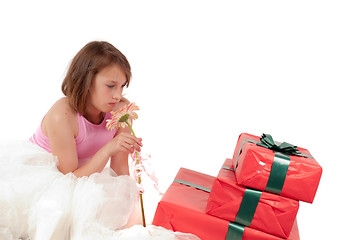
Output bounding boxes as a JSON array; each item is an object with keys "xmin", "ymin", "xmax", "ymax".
[
  {"xmin": 232, "ymin": 133, "xmax": 322, "ymax": 203},
  {"xmin": 152, "ymin": 167, "xmax": 300, "ymax": 240},
  {"xmin": 206, "ymin": 158, "xmax": 299, "ymax": 238}
]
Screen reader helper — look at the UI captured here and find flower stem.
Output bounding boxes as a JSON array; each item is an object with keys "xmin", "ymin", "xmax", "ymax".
[{"xmin": 126, "ymin": 121, "xmax": 146, "ymax": 227}]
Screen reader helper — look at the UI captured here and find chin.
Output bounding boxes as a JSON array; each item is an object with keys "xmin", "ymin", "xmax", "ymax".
[{"xmin": 103, "ymin": 106, "xmax": 113, "ymax": 113}]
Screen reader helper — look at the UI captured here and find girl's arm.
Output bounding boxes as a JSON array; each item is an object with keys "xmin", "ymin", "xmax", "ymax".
[
  {"xmin": 44, "ymin": 101, "xmax": 80, "ymax": 175},
  {"xmin": 110, "ymin": 124, "xmax": 133, "ymax": 176},
  {"xmin": 73, "ymin": 131, "xmax": 141, "ymax": 177},
  {"xmin": 44, "ymin": 99, "xmax": 141, "ymax": 177}
]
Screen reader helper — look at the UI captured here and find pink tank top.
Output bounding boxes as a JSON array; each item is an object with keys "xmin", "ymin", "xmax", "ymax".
[{"xmin": 30, "ymin": 112, "xmax": 116, "ymax": 167}]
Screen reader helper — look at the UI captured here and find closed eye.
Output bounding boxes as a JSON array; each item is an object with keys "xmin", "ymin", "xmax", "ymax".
[{"xmin": 107, "ymin": 84, "xmax": 115, "ymax": 88}]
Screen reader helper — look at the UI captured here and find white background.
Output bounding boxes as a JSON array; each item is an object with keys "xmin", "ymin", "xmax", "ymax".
[{"xmin": 0, "ymin": 1, "xmax": 360, "ymax": 239}]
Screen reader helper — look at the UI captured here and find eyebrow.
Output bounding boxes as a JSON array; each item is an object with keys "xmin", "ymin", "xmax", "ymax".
[{"xmin": 108, "ymin": 80, "xmax": 127, "ymax": 85}]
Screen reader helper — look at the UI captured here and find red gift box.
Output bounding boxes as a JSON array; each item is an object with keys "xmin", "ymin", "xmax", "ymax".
[
  {"xmin": 152, "ymin": 167, "xmax": 300, "ymax": 240},
  {"xmin": 232, "ymin": 133, "xmax": 322, "ymax": 203},
  {"xmin": 206, "ymin": 158, "xmax": 299, "ymax": 238}
]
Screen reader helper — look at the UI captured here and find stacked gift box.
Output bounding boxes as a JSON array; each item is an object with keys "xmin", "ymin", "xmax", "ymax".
[{"xmin": 153, "ymin": 133, "xmax": 322, "ymax": 239}]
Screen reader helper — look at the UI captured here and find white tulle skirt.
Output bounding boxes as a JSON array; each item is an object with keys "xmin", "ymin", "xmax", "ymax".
[{"xmin": 0, "ymin": 141, "xmax": 199, "ymax": 240}]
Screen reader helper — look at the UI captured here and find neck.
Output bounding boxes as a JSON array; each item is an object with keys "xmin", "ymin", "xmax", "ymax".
[{"xmin": 84, "ymin": 108, "xmax": 105, "ymax": 125}]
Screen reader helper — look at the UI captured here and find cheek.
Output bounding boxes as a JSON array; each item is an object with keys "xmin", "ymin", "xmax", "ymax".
[
  {"xmin": 100, "ymin": 86, "xmax": 111, "ymax": 96},
  {"xmin": 90, "ymin": 88, "xmax": 107, "ymax": 103}
]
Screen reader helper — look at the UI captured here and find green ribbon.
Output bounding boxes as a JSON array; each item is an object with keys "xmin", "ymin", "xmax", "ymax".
[
  {"xmin": 265, "ymin": 152, "xmax": 290, "ymax": 194},
  {"xmin": 225, "ymin": 222, "xmax": 245, "ymax": 240},
  {"xmin": 173, "ymin": 179, "xmax": 211, "ymax": 193},
  {"xmin": 234, "ymin": 133, "xmax": 313, "ymax": 195},
  {"xmin": 259, "ymin": 134, "xmax": 300, "ymax": 156},
  {"xmin": 222, "ymin": 166, "xmax": 234, "ymax": 171},
  {"xmin": 235, "ymin": 188, "xmax": 261, "ymax": 226},
  {"xmin": 259, "ymin": 133, "xmax": 313, "ymax": 158},
  {"xmin": 222, "ymin": 166, "xmax": 262, "ymax": 227}
]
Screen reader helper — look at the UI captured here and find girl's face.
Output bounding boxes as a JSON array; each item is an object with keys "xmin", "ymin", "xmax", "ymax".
[{"xmin": 86, "ymin": 64, "xmax": 127, "ymax": 116}]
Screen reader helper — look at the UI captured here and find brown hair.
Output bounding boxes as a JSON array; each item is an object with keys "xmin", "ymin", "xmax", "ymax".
[{"xmin": 61, "ymin": 41, "xmax": 132, "ymax": 115}]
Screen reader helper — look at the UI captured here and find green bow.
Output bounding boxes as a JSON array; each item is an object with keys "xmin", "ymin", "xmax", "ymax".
[{"xmin": 259, "ymin": 134, "xmax": 301, "ymax": 156}]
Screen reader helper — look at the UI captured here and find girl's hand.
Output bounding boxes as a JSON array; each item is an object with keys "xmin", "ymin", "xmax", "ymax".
[{"xmin": 106, "ymin": 132, "xmax": 143, "ymax": 156}]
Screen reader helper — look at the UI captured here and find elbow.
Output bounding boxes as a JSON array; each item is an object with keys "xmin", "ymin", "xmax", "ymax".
[{"xmin": 57, "ymin": 164, "xmax": 78, "ymax": 176}]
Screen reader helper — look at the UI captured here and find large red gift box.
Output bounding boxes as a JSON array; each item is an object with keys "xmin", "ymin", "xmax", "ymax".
[
  {"xmin": 206, "ymin": 158, "xmax": 299, "ymax": 238},
  {"xmin": 152, "ymin": 167, "xmax": 300, "ymax": 240},
  {"xmin": 232, "ymin": 133, "xmax": 322, "ymax": 203}
]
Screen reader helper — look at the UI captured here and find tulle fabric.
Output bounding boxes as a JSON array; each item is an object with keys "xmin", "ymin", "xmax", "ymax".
[{"xmin": 0, "ymin": 141, "xmax": 199, "ymax": 240}]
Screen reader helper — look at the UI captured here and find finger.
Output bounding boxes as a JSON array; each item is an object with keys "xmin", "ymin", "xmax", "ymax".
[
  {"xmin": 134, "ymin": 143, "xmax": 141, "ymax": 152},
  {"xmin": 121, "ymin": 142, "xmax": 134, "ymax": 153},
  {"xmin": 125, "ymin": 135, "xmax": 142, "ymax": 148},
  {"xmin": 134, "ymin": 137, "xmax": 143, "ymax": 148},
  {"xmin": 122, "ymin": 136, "xmax": 142, "ymax": 151},
  {"xmin": 120, "ymin": 138, "xmax": 140, "ymax": 153},
  {"xmin": 128, "ymin": 140, "xmax": 141, "ymax": 152},
  {"xmin": 118, "ymin": 132, "xmax": 142, "ymax": 144},
  {"xmin": 117, "ymin": 133, "xmax": 142, "ymax": 152}
]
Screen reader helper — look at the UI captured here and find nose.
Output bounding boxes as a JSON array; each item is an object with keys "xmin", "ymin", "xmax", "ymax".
[{"xmin": 113, "ymin": 88, "xmax": 123, "ymax": 101}]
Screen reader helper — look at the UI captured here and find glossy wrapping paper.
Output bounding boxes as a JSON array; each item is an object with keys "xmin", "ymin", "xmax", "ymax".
[
  {"xmin": 232, "ymin": 133, "xmax": 322, "ymax": 203},
  {"xmin": 206, "ymin": 158, "xmax": 299, "ymax": 238},
  {"xmin": 152, "ymin": 168, "xmax": 300, "ymax": 240}
]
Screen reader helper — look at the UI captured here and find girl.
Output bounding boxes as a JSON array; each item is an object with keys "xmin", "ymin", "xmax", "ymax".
[
  {"xmin": 30, "ymin": 40, "xmax": 143, "ymax": 177},
  {"xmin": 0, "ymin": 41, "xmax": 199, "ymax": 240}
]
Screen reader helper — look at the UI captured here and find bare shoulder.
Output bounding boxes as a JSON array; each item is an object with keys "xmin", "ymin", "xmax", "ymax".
[
  {"xmin": 42, "ymin": 97, "xmax": 78, "ymax": 136},
  {"xmin": 47, "ymin": 97, "xmax": 77, "ymax": 120}
]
